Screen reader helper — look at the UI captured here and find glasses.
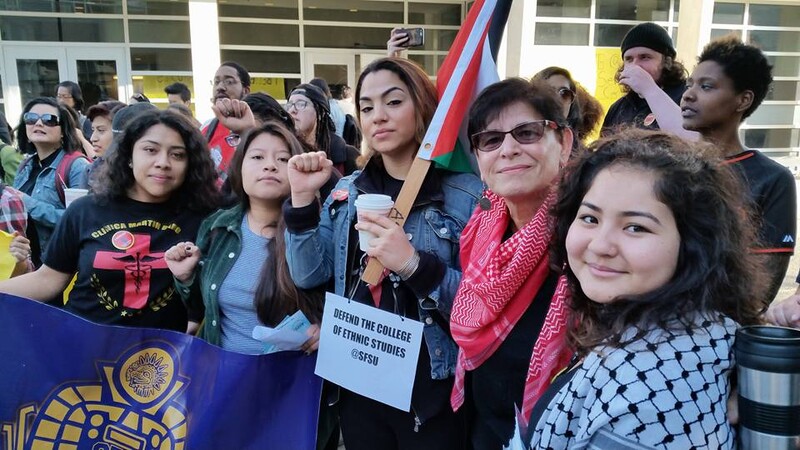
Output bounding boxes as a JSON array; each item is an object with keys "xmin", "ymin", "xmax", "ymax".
[
  {"xmin": 470, "ymin": 120, "xmax": 559, "ymax": 152},
  {"xmin": 285, "ymin": 100, "xmax": 309, "ymax": 112},
  {"xmin": 557, "ymin": 87, "xmax": 576, "ymax": 105},
  {"xmin": 23, "ymin": 112, "xmax": 60, "ymax": 127},
  {"xmin": 225, "ymin": 133, "xmax": 241, "ymax": 148},
  {"xmin": 212, "ymin": 78, "xmax": 241, "ymax": 88},
  {"xmin": 56, "ymin": 94, "xmax": 73, "ymax": 100}
]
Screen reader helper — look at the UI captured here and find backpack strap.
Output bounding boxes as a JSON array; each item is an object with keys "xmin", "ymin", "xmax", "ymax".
[
  {"xmin": 203, "ymin": 118, "xmax": 219, "ymax": 142},
  {"xmin": 55, "ymin": 152, "xmax": 90, "ymax": 206}
]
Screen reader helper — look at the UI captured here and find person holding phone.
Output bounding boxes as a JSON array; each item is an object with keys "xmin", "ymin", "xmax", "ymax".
[{"xmin": 387, "ymin": 27, "xmax": 424, "ymax": 58}]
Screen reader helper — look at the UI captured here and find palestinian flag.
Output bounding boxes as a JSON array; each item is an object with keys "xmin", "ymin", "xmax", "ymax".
[{"xmin": 416, "ymin": 0, "xmax": 513, "ymax": 173}]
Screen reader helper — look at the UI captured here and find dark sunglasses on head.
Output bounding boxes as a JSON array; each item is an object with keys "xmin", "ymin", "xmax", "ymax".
[
  {"xmin": 23, "ymin": 112, "xmax": 60, "ymax": 127},
  {"xmin": 470, "ymin": 120, "xmax": 559, "ymax": 152},
  {"xmin": 557, "ymin": 87, "xmax": 576, "ymax": 104}
]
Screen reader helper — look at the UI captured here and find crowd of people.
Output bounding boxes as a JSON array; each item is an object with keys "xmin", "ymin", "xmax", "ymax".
[{"xmin": 0, "ymin": 22, "xmax": 797, "ymax": 450}]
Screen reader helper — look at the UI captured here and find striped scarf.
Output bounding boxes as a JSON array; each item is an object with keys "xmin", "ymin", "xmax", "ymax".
[{"xmin": 450, "ymin": 189, "xmax": 572, "ymax": 427}]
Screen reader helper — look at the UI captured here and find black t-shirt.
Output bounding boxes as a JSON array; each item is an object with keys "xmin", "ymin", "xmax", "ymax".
[
  {"xmin": 43, "ymin": 195, "xmax": 206, "ymax": 331},
  {"xmin": 726, "ymin": 150, "xmax": 796, "ymax": 253},
  {"xmin": 601, "ymin": 84, "xmax": 686, "ymax": 135}
]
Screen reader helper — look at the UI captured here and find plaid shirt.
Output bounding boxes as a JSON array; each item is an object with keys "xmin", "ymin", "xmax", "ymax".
[{"xmin": 0, "ymin": 186, "xmax": 28, "ymax": 235}]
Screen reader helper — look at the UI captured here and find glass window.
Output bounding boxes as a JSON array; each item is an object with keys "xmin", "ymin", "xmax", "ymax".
[
  {"xmin": 596, "ymin": 0, "xmax": 670, "ymax": 21},
  {"xmin": 534, "ymin": 23, "xmax": 589, "ymax": 45},
  {"xmin": 536, "ymin": 0, "xmax": 591, "ymax": 18},
  {"xmin": 218, "ymin": 0, "xmax": 298, "ymax": 19},
  {"xmin": 767, "ymin": 56, "xmax": 800, "ymax": 78},
  {"xmin": 77, "ymin": 60, "xmax": 119, "ymax": 107},
  {"xmin": 220, "ymin": 50, "xmax": 301, "ymax": 73},
  {"xmin": 409, "ymin": 2, "xmax": 461, "ymax": 25},
  {"xmin": 220, "ymin": 22, "xmax": 299, "ymax": 47},
  {"xmin": 712, "ymin": 3, "xmax": 744, "ymax": 24},
  {"xmin": 420, "ymin": 29, "xmax": 458, "ymax": 51},
  {"xmin": 749, "ymin": 4, "xmax": 800, "ymax": 27},
  {"xmin": 16, "ymin": 59, "xmax": 60, "ymax": 107},
  {"xmin": 303, "ymin": 0, "xmax": 403, "ymax": 23},
  {"xmin": 673, "ymin": 0, "xmax": 680, "ymax": 16},
  {"xmin": 129, "ymin": 19, "xmax": 190, "ymax": 44},
  {"xmin": 409, "ymin": 54, "xmax": 447, "ymax": 76},
  {"xmin": 304, "ymin": 26, "xmax": 393, "ymax": 50},
  {"xmin": 0, "ymin": 16, "xmax": 123, "ymax": 42},
  {"xmin": 767, "ymin": 81, "xmax": 800, "ymax": 102},
  {"xmin": 0, "ymin": 0, "xmax": 122, "ymax": 13},
  {"xmin": 746, "ymin": 105, "xmax": 797, "ymax": 126},
  {"xmin": 126, "ymin": 0, "xmax": 188, "ymax": 15},
  {"xmin": 745, "ymin": 128, "xmax": 800, "ymax": 149},
  {"xmin": 749, "ymin": 30, "xmax": 800, "ymax": 53},
  {"xmin": 0, "ymin": 17, "xmax": 124, "ymax": 42},
  {"xmin": 595, "ymin": 24, "xmax": 634, "ymax": 47},
  {"xmin": 131, "ymin": 48, "xmax": 192, "ymax": 71},
  {"xmin": 710, "ymin": 28, "xmax": 741, "ymax": 40}
]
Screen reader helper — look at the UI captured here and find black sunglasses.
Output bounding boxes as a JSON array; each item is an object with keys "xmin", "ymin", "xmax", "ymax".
[
  {"xmin": 470, "ymin": 120, "xmax": 559, "ymax": 152},
  {"xmin": 23, "ymin": 112, "xmax": 60, "ymax": 127},
  {"xmin": 557, "ymin": 87, "xmax": 576, "ymax": 104}
]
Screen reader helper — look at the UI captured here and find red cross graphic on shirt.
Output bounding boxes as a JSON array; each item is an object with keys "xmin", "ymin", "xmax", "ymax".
[{"xmin": 93, "ymin": 234, "xmax": 168, "ymax": 310}]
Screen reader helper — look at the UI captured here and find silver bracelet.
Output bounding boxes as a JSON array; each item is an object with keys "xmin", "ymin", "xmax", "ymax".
[{"xmin": 396, "ymin": 251, "xmax": 420, "ymax": 280}]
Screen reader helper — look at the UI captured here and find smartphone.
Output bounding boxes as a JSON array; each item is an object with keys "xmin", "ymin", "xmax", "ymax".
[{"xmin": 398, "ymin": 27, "xmax": 425, "ymax": 47}]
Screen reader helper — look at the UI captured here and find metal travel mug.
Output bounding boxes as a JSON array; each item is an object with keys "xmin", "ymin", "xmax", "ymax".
[{"xmin": 736, "ymin": 325, "xmax": 800, "ymax": 449}]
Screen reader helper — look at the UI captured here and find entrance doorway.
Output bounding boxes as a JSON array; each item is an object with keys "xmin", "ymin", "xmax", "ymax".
[{"xmin": 2, "ymin": 45, "xmax": 129, "ymax": 121}]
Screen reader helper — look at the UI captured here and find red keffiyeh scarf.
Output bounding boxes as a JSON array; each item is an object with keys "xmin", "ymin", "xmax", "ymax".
[{"xmin": 450, "ymin": 189, "xmax": 572, "ymax": 426}]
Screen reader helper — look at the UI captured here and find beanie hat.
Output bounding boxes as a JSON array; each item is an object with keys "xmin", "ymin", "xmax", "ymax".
[
  {"xmin": 290, "ymin": 84, "xmax": 334, "ymax": 132},
  {"xmin": 621, "ymin": 23, "xmax": 676, "ymax": 59}
]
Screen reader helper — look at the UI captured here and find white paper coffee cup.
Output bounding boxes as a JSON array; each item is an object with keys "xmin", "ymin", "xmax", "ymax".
[
  {"xmin": 354, "ymin": 194, "xmax": 394, "ymax": 252},
  {"xmin": 64, "ymin": 188, "xmax": 89, "ymax": 207}
]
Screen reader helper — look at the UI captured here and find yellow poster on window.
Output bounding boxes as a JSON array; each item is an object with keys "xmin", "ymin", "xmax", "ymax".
[
  {"xmin": 594, "ymin": 48, "xmax": 626, "ymax": 116},
  {"xmin": 141, "ymin": 76, "xmax": 196, "ymax": 101},
  {"xmin": 251, "ymin": 77, "xmax": 287, "ymax": 100}
]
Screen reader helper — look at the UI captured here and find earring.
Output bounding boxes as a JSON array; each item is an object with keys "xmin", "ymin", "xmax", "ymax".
[
  {"xmin": 128, "ymin": 161, "xmax": 133, "ymax": 168},
  {"xmin": 479, "ymin": 183, "xmax": 491, "ymax": 211}
]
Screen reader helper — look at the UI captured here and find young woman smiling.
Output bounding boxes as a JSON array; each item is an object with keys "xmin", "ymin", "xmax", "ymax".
[{"xmin": 0, "ymin": 110, "xmax": 219, "ymax": 331}]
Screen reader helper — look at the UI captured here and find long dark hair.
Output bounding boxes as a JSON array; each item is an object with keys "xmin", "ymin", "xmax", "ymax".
[
  {"xmin": 17, "ymin": 97, "xmax": 81, "ymax": 156},
  {"xmin": 56, "ymin": 81, "xmax": 85, "ymax": 112},
  {"xmin": 552, "ymin": 129, "xmax": 765, "ymax": 354},
  {"xmin": 355, "ymin": 57, "xmax": 438, "ymax": 163},
  {"xmin": 226, "ymin": 121, "xmax": 324, "ymax": 325},
  {"xmin": 95, "ymin": 110, "xmax": 219, "ymax": 213}
]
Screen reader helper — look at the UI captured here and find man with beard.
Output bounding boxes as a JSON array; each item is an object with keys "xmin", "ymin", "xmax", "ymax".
[
  {"xmin": 202, "ymin": 61, "xmax": 251, "ymax": 178},
  {"xmin": 601, "ymin": 23, "xmax": 690, "ymax": 137}
]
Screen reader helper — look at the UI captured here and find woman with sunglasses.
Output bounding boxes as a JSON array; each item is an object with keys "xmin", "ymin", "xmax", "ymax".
[
  {"xmin": 286, "ymin": 83, "xmax": 360, "ymax": 176},
  {"xmin": 13, "ymin": 97, "xmax": 90, "ymax": 266},
  {"xmin": 285, "ymin": 57, "xmax": 482, "ymax": 449},
  {"xmin": 0, "ymin": 110, "xmax": 219, "ymax": 331},
  {"xmin": 450, "ymin": 78, "xmax": 575, "ymax": 449},
  {"xmin": 533, "ymin": 67, "xmax": 604, "ymax": 145}
]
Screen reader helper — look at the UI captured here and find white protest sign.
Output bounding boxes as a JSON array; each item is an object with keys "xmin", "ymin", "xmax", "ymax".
[{"xmin": 316, "ymin": 292, "xmax": 423, "ymax": 411}]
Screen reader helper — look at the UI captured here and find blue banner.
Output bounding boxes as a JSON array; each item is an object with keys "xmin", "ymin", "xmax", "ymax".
[{"xmin": 0, "ymin": 294, "xmax": 322, "ymax": 450}]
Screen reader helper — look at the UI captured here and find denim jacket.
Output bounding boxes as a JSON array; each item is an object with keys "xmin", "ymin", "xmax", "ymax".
[
  {"xmin": 174, "ymin": 204, "xmax": 244, "ymax": 347},
  {"xmin": 13, "ymin": 149, "xmax": 90, "ymax": 252},
  {"xmin": 285, "ymin": 167, "xmax": 481, "ymax": 380}
]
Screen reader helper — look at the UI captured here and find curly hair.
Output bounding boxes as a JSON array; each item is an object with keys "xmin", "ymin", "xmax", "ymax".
[
  {"xmin": 17, "ymin": 97, "xmax": 82, "ymax": 155},
  {"xmin": 552, "ymin": 129, "xmax": 766, "ymax": 354},
  {"xmin": 615, "ymin": 56, "xmax": 688, "ymax": 92},
  {"xmin": 355, "ymin": 57, "xmax": 438, "ymax": 163},
  {"xmin": 95, "ymin": 110, "xmax": 219, "ymax": 213},
  {"xmin": 698, "ymin": 34, "xmax": 772, "ymax": 119},
  {"xmin": 226, "ymin": 121, "xmax": 323, "ymax": 325}
]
